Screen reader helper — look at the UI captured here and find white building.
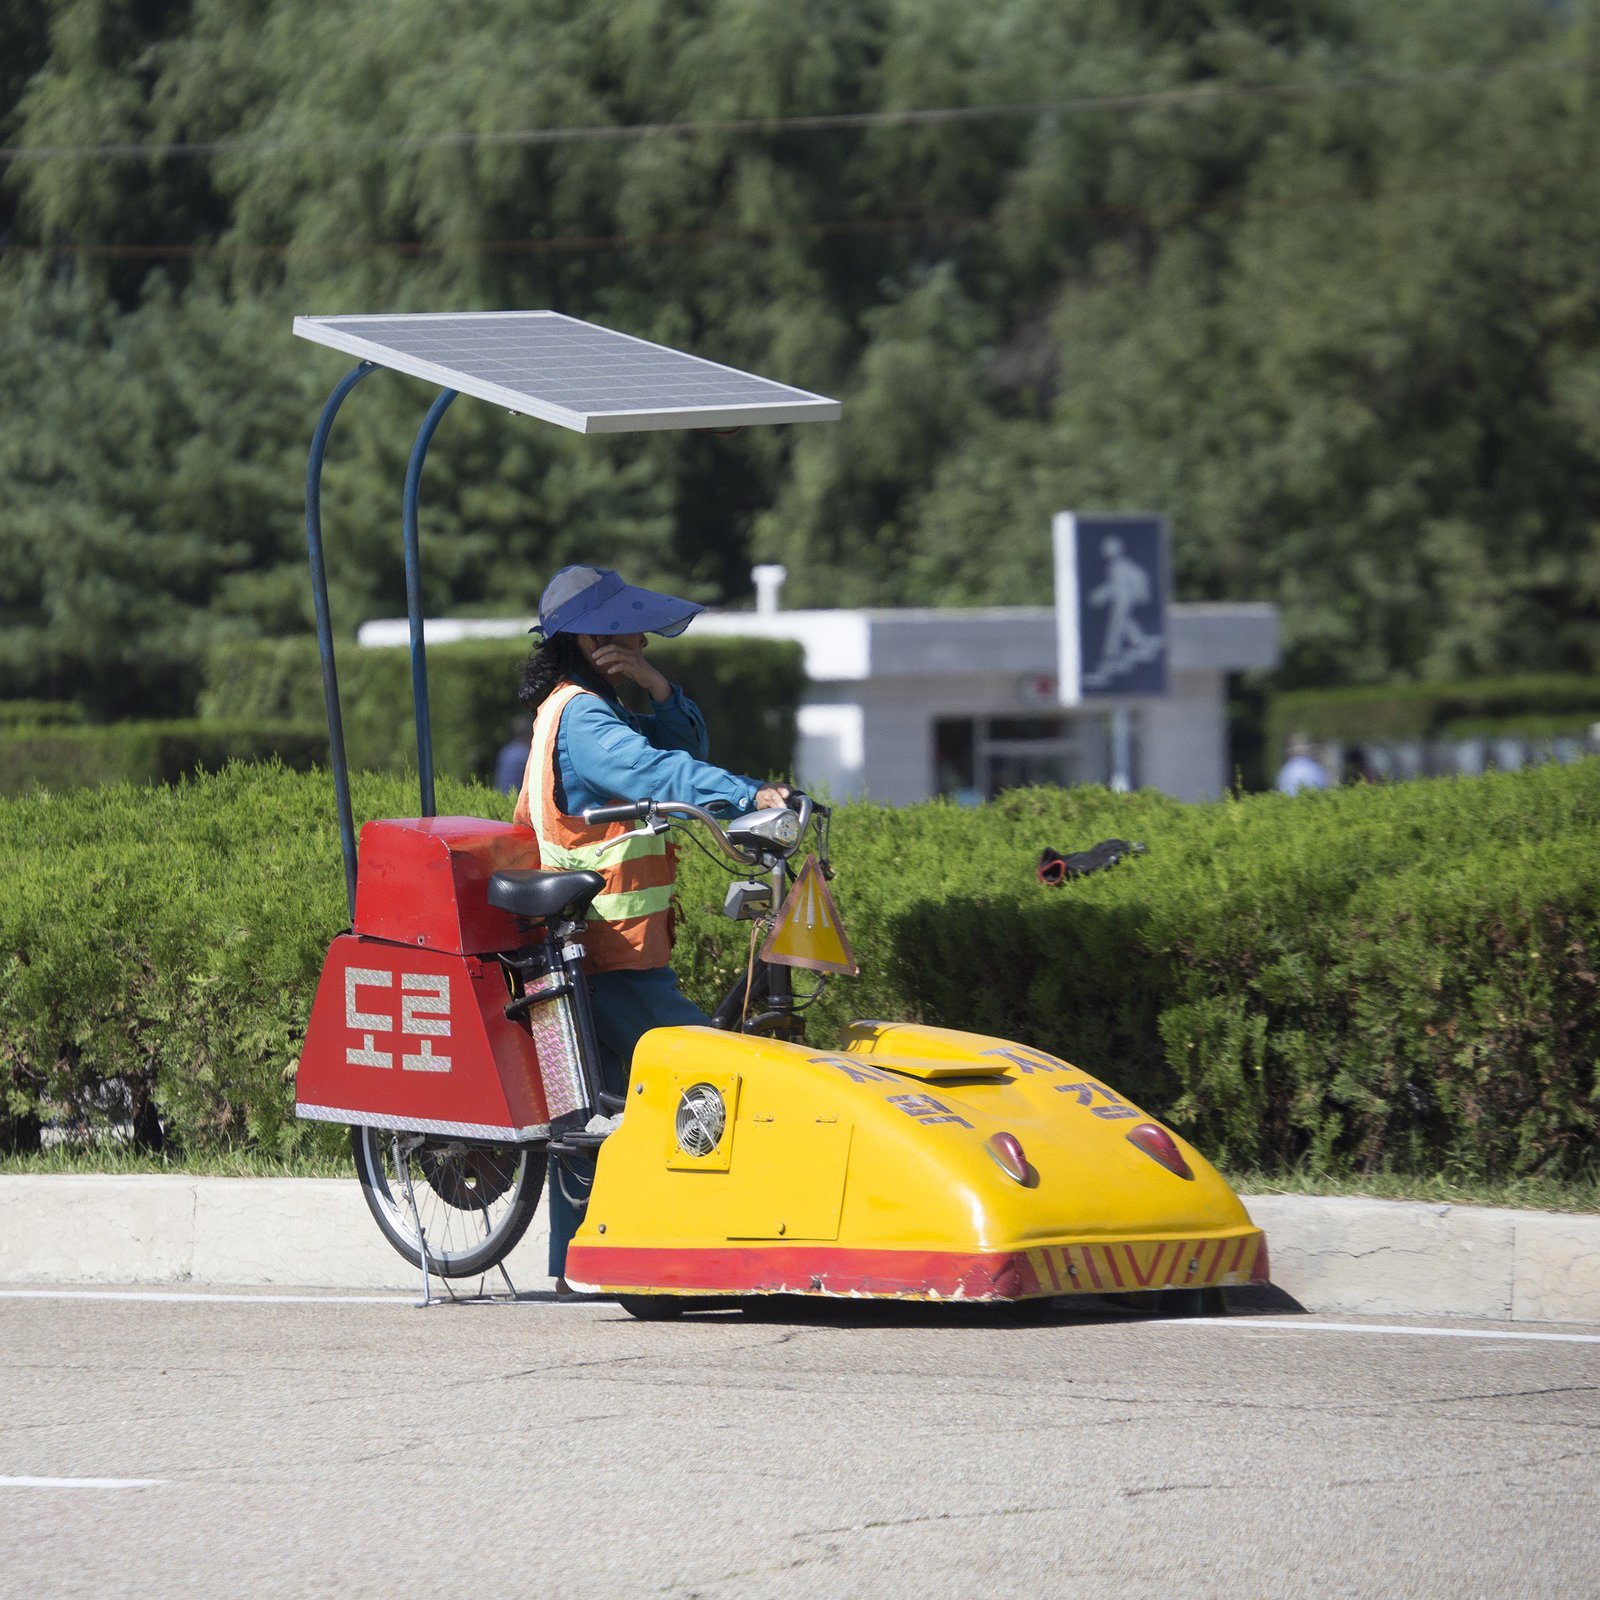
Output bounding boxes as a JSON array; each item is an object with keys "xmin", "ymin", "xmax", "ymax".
[
  {"xmin": 360, "ymin": 600, "xmax": 1278, "ymax": 805},
  {"xmin": 694, "ymin": 604, "xmax": 1276, "ymax": 804}
]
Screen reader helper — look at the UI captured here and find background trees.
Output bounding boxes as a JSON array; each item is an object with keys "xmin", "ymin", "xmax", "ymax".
[{"xmin": 3, "ymin": 0, "xmax": 1597, "ymax": 715}]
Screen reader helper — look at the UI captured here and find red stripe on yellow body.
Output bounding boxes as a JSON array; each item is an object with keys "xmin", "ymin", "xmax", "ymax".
[
  {"xmin": 1080, "ymin": 1246, "xmax": 1106, "ymax": 1291},
  {"xmin": 566, "ymin": 1229, "xmax": 1267, "ymax": 1301},
  {"xmin": 1027, "ymin": 1248, "xmax": 1056, "ymax": 1294}
]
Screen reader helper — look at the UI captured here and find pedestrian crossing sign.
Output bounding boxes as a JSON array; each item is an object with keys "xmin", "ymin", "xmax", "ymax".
[
  {"xmin": 761, "ymin": 854, "xmax": 859, "ymax": 976},
  {"xmin": 1052, "ymin": 511, "xmax": 1169, "ymax": 703}
]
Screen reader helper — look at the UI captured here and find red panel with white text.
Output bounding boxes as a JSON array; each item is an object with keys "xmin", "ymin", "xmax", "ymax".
[{"xmin": 296, "ymin": 935, "xmax": 548, "ymax": 1137}]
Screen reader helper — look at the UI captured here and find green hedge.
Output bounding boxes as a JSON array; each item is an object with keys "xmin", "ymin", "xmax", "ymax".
[
  {"xmin": 0, "ymin": 721, "xmax": 326, "ymax": 798},
  {"xmin": 1270, "ymin": 675, "xmax": 1600, "ymax": 755},
  {"xmin": 1438, "ymin": 713, "xmax": 1599, "ymax": 742},
  {"xmin": 2, "ymin": 760, "xmax": 1598, "ymax": 1182},
  {"xmin": 0, "ymin": 701, "xmax": 87, "ymax": 729},
  {"xmin": 674, "ymin": 763, "xmax": 1599, "ymax": 1184},
  {"xmin": 199, "ymin": 634, "xmax": 804, "ymax": 787}
]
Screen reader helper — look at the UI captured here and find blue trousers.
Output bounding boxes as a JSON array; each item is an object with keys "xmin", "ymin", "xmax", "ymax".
[{"xmin": 548, "ymin": 966, "xmax": 709, "ymax": 1278}]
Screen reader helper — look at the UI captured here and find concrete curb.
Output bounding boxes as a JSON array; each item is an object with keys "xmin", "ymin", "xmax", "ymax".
[
  {"xmin": 4, "ymin": 1174, "xmax": 555, "ymax": 1294},
  {"xmin": 5, "ymin": 1176, "xmax": 1598, "ymax": 1322},
  {"xmin": 1241, "ymin": 1193, "xmax": 1600, "ymax": 1324}
]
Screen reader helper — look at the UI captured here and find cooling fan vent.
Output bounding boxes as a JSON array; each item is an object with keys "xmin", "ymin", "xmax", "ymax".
[{"xmin": 674, "ymin": 1083, "xmax": 726, "ymax": 1157}]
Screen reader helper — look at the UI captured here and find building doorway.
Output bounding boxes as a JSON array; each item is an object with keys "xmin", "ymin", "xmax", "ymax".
[{"xmin": 934, "ymin": 714, "xmax": 1112, "ymax": 803}]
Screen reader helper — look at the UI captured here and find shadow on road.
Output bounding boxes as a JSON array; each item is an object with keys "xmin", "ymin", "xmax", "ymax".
[{"xmin": 426, "ymin": 1281, "xmax": 1308, "ymax": 1326}]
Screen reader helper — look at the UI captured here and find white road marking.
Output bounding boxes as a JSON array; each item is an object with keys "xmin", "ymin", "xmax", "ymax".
[
  {"xmin": 0, "ymin": 1477, "xmax": 167, "ymax": 1490},
  {"xmin": 1194, "ymin": 1317, "xmax": 1600, "ymax": 1346},
  {"xmin": 1, "ymin": 1290, "xmax": 1595, "ymax": 1341},
  {"xmin": 0, "ymin": 1289, "xmax": 412, "ymax": 1306}
]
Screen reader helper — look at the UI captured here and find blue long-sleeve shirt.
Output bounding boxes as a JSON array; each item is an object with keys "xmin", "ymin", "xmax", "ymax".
[{"xmin": 554, "ymin": 682, "xmax": 764, "ymax": 818}]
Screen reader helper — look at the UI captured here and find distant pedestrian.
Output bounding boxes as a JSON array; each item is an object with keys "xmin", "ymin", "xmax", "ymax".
[
  {"xmin": 493, "ymin": 714, "xmax": 533, "ymax": 794},
  {"xmin": 1341, "ymin": 745, "xmax": 1382, "ymax": 785},
  {"xmin": 1275, "ymin": 733, "xmax": 1330, "ymax": 795}
]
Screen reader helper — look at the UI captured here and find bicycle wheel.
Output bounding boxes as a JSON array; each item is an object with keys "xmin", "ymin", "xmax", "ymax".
[{"xmin": 351, "ymin": 1126, "xmax": 543, "ymax": 1278}]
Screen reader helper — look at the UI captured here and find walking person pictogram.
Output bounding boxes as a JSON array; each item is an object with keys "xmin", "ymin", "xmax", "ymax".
[{"xmin": 1083, "ymin": 535, "xmax": 1163, "ymax": 688}]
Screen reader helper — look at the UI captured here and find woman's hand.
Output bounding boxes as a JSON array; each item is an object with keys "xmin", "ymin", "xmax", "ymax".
[
  {"xmin": 582, "ymin": 633, "xmax": 671, "ymax": 705},
  {"xmin": 754, "ymin": 783, "xmax": 792, "ymax": 811}
]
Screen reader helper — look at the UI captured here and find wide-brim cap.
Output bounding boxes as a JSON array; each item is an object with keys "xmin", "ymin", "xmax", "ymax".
[{"xmin": 536, "ymin": 565, "xmax": 702, "ymax": 638}]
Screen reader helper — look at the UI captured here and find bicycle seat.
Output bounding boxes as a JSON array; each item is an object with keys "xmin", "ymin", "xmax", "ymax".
[{"xmin": 487, "ymin": 869, "xmax": 604, "ymax": 923}]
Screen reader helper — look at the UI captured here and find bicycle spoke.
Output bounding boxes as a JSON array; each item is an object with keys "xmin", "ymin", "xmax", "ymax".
[{"xmin": 354, "ymin": 1127, "xmax": 539, "ymax": 1278}]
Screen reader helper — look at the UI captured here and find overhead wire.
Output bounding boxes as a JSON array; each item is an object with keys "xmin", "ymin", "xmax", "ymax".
[
  {"xmin": 4, "ymin": 155, "xmax": 1597, "ymax": 262},
  {"xmin": 2, "ymin": 55, "xmax": 1590, "ymax": 263},
  {"xmin": 0, "ymin": 57, "xmax": 1584, "ymax": 164}
]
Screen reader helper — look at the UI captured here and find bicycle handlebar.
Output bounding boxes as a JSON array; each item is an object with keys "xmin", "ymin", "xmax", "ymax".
[
  {"xmin": 582, "ymin": 797, "xmax": 748, "ymax": 862},
  {"xmin": 583, "ymin": 799, "xmax": 653, "ymax": 825},
  {"xmin": 790, "ymin": 790, "xmax": 814, "ymax": 841},
  {"xmin": 581, "ymin": 793, "xmax": 816, "ymax": 867}
]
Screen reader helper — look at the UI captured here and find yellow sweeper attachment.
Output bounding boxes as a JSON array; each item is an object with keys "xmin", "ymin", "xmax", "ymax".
[{"xmin": 564, "ymin": 1021, "xmax": 1267, "ymax": 1305}]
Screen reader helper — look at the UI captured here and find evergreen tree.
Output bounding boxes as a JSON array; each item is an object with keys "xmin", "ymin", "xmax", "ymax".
[{"xmin": 2, "ymin": 0, "xmax": 1597, "ymax": 712}]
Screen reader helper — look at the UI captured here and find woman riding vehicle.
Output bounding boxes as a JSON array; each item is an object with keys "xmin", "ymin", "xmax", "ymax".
[{"xmin": 514, "ymin": 564, "xmax": 790, "ymax": 1284}]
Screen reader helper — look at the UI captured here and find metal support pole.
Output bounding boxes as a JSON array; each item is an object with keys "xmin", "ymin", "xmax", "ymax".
[
  {"xmin": 1110, "ymin": 707, "xmax": 1134, "ymax": 793},
  {"xmin": 305, "ymin": 362, "xmax": 376, "ymax": 918},
  {"xmin": 402, "ymin": 388, "xmax": 458, "ymax": 819},
  {"xmin": 562, "ymin": 935, "xmax": 611, "ymax": 1116},
  {"xmin": 766, "ymin": 859, "xmax": 794, "ymax": 1013}
]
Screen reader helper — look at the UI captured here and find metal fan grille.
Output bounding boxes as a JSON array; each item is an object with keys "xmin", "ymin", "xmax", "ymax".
[{"xmin": 675, "ymin": 1084, "xmax": 726, "ymax": 1157}]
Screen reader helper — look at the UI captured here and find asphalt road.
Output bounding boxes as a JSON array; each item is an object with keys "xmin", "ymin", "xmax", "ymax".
[{"xmin": 2, "ymin": 1287, "xmax": 1597, "ymax": 1599}]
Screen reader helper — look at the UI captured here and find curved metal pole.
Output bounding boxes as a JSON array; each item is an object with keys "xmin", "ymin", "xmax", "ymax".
[
  {"xmin": 402, "ymin": 388, "xmax": 458, "ymax": 819},
  {"xmin": 306, "ymin": 361, "xmax": 377, "ymax": 919}
]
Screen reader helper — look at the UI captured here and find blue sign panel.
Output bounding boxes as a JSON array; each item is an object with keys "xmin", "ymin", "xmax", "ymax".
[{"xmin": 1052, "ymin": 513, "xmax": 1170, "ymax": 702}]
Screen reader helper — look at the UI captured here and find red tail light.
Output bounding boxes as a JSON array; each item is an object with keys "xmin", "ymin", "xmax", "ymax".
[
  {"xmin": 1126, "ymin": 1123, "xmax": 1193, "ymax": 1180},
  {"xmin": 985, "ymin": 1131, "xmax": 1030, "ymax": 1183}
]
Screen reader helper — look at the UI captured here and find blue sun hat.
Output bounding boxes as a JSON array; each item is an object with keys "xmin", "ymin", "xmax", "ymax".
[{"xmin": 535, "ymin": 565, "xmax": 703, "ymax": 640}]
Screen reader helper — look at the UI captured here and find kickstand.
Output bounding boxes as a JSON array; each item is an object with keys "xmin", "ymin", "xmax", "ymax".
[
  {"xmin": 395, "ymin": 1140, "xmax": 433, "ymax": 1308},
  {"xmin": 472, "ymin": 1195, "xmax": 519, "ymax": 1302}
]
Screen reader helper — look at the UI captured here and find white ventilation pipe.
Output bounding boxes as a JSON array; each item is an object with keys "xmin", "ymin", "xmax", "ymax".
[{"xmin": 752, "ymin": 563, "xmax": 788, "ymax": 615}]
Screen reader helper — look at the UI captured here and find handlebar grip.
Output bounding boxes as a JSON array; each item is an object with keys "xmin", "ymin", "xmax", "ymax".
[{"xmin": 583, "ymin": 799, "xmax": 653, "ymax": 825}]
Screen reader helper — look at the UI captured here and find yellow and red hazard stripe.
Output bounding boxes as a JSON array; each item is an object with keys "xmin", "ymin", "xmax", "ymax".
[
  {"xmin": 565, "ymin": 1230, "xmax": 1267, "ymax": 1301},
  {"xmin": 1019, "ymin": 1231, "xmax": 1267, "ymax": 1297}
]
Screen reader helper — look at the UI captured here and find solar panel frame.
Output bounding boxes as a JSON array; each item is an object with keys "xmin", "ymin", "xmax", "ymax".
[{"xmin": 292, "ymin": 310, "xmax": 841, "ymax": 434}]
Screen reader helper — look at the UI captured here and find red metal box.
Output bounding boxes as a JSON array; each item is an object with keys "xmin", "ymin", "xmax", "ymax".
[{"xmin": 352, "ymin": 816, "xmax": 539, "ymax": 955}]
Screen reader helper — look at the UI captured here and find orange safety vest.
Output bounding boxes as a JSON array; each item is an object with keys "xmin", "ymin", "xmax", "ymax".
[{"xmin": 514, "ymin": 681, "xmax": 676, "ymax": 972}]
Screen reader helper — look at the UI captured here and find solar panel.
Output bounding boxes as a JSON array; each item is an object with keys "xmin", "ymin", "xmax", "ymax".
[{"xmin": 292, "ymin": 311, "xmax": 841, "ymax": 435}]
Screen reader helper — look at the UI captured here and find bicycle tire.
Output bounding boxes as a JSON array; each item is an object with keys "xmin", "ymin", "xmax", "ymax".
[{"xmin": 351, "ymin": 1126, "xmax": 544, "ymax": 1278}]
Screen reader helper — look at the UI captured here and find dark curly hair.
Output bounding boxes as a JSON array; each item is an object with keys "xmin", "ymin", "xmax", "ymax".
[{"xmin": 518, "ymin": 632, "xmax": 602, "ymax": 710}]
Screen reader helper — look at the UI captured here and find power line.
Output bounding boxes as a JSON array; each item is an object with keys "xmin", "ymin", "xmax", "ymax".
[
  {"xmin": 6, "ymin": 155, "xmax": 1595, "ymax": 262},
  {"xmin": 0, "ymin": 58, "xmax": 1583, "ymax": 164}
]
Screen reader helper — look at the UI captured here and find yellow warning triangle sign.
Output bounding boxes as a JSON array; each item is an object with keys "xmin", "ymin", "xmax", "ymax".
[{"xmin": 761, "ymin": 854, "xmax": 859, "ymax": 976}]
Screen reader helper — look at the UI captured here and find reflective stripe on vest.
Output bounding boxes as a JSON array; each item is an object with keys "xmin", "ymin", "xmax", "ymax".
[
  {"xmin": 521, "ymin": 681, "xmax": 676, "ymax": 972},
  {"xmin": 533, "ymin": 834, "xmax": 675, "ymax": 921}
]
